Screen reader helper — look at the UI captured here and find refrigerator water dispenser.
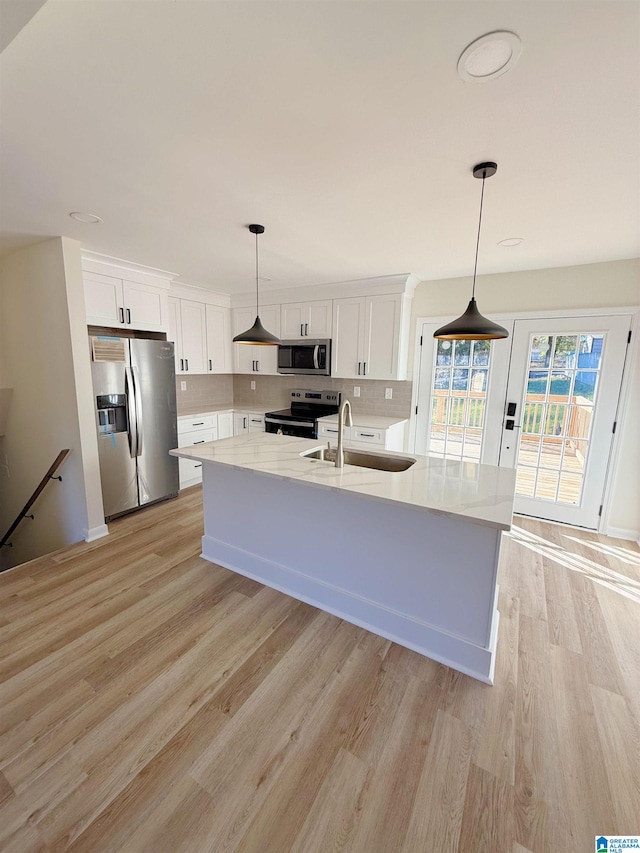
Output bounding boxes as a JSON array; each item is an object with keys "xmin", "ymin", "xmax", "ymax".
[{"xmin": 96, "ymin": 394, "xmax": 127, "ymax": 434}]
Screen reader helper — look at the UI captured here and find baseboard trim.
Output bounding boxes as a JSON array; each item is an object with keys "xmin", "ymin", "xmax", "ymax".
[
  {"xmin": 605, "ymin": 525, "xmax": 640, "ymax": 542},
  {"xmin": 84, "ymin": 524, "xmax": 108, "ymax": 543}
]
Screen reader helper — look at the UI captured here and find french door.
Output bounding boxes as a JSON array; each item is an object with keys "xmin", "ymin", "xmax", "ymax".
[{"xmin": 414, "ymin": 313, "xmax": 632, "ymax": 529}]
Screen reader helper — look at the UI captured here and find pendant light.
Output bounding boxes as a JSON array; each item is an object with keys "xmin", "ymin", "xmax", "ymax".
[
  {"xmin": 434, "ymin": 162, "xmax": 509, "ymax": 341},
  {"xmin": 233, "ymin": 223, "xmax": 280, "ymax": 346}
]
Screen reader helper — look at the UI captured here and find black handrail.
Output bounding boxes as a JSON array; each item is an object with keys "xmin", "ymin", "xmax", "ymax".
[{"xmin": 0, "ymin": 449, "xmax": 70, "ymax": 552}]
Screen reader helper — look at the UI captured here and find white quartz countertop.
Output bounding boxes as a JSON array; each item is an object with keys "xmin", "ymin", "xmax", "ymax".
[
  {"xmin": 317, "ymin": 413, "xmax": 408, "ymax": 429},
  {"xmin": 171, "ymin": 433, "xmax": 516, "ymax": 531}
]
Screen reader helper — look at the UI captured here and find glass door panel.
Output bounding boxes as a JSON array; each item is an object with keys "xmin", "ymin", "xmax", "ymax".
[{"xmin": 500, "ymin": 315, "xmax": 631, "ymax": 528}]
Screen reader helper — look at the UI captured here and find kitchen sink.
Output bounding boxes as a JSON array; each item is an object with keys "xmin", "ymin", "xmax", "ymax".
[{"xmin": 302, "ymin": 446, "xmax": 416, "ymax": 472}]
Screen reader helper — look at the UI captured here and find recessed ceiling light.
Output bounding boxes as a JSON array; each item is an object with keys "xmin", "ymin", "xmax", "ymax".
[
  {"xmin": 69, "ymin": 211, "xmax": 102, "ymax": 224},
  {"xmin": 498, "ymin": 237, "xmax": 524, "ymax": 247},
  {"xmin": 458, "ymin": 31, "xmax": 522, "ymax": 83}
]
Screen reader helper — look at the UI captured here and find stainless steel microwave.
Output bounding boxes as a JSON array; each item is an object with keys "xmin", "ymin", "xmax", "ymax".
[{"xmin": 277, "ymin": 339, "xmax": 331, "ymax": 376}]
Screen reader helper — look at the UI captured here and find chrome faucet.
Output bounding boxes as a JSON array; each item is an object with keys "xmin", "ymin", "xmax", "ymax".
[{"xmin": 335, "ymin": 399, "xmax": 353, "ymax": 468}]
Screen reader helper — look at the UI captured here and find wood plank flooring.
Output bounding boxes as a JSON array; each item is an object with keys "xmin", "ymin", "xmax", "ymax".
[{"xmin": 1, "ymin": 488, "xmax": 639, "ymax": 852}]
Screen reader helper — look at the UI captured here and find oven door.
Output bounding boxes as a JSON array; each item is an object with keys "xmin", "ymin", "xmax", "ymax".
[
  {"xmin": 277, "ymin": 340, "xmax": 331, "ymax": 375},
  {"xmin": 265, "ymin": 416, "xmax": 317, "ymax": 439}
]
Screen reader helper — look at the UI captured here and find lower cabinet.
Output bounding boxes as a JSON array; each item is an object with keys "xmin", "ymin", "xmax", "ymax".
[
  {"xmin": 177, "ymin": 416, "xmax": 218, "ymax": 489},
  {"xmin": 318, "ymin": 420, "xmax": 406, "ymax": 452},
  {"xmin": 234, "ymin": 412, "xmax": 265, "ymax": 435}
]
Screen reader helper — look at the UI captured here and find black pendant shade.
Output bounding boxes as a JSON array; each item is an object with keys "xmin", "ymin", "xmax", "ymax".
[
  {"xmin": 433, "ymin": 297, "xmax": 509, "ymax": 340},
  {"xmin": 233, "ymin": 315, "xmax": 280, "ymax": 345},
  {"xmin": 434, "ymin": 162, "xmax": 509, "ymax": 342},
  {"xmin": 233, "ymin": 223, "xmax": 280, "ymax": 346}
]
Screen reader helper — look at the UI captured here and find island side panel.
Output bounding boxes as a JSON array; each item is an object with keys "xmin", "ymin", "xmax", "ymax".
[{"xmin": 200, "ymin": 463, "xmax": 502, "ymax": 683}]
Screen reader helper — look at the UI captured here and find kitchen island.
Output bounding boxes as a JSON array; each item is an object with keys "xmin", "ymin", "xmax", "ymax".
[{"xmin": 171, "ymin": 433, "xmax": 517, "ymax": 683}]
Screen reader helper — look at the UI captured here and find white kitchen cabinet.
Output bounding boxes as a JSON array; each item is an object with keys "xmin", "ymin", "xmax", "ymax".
[
  {"xmin": 205, "ymin": 304, "xmax": 232, "ymax": 374},
  {"xmin": 233, "ymin": 412, "xmax": 265, "ymax": 435},
  {"xmin": 232, "ymin": 305, "xmax": 280, "ymax": 374},
  {"xmin": 169, "ymin": 297, "xmax": 208, "ymax": 374},
  {"xmin": 318, "ymin": 419, "xmax": 406, "ymax": 452},
  {"xmin": 177, "ymin": 415, "xmax": 219, "ymax": 488},
  {"xmin": 332, "ymin": 293, "xmax": 404, "ymax": 381},
  {"xmin": 280, "ymin": 300, "xmax": 332, "ymax": 339},
  {"xmin": 84, "ymin": 272, "xmax": 168, "ymax": 333},
  {"xmin": 217, "ymin": 411, "xmax": 234, "ymax": 439}
]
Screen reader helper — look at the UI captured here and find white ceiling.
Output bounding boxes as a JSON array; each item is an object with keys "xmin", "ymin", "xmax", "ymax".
[{"xmin": 1, "ymin": 0, "xmax": 639, "ymax": 295}]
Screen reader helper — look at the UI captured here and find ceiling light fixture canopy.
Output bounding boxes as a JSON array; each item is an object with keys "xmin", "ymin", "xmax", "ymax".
[
  {"xmin": 434, "ymin": 162, "xmax": 509, "ymax": 341},
  {"xmin": 233, "ymin": 223, "xmax": 280, "ymax": 346}
]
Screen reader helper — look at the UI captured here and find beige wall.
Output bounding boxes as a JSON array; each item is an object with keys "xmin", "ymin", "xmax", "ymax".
[
  {"xmin": 0, "ymin": 237, "xmax": 104, "ymax": 569},
  {"xmin": 410, "ymin": 258, "xmax": 640, "ymax": 538}
]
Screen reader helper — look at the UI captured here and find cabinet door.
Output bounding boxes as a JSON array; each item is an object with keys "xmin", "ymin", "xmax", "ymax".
[
  {"xmin": 253, "ymin": 305, "xmax": 280, "ymax": 374},
  {"xmin": 234, "ymin": 413, "xmax": 249, "ymax": 434},
  {"xmin": 84, "ymin": 272, "xmax": 124, "ymax": 327},
  {"xmin": 122, "ymin": 280, "xmax": 167, "ymax": 332},
  {"xmin": 180, "ymin": 300, "xmax": 208, "ymax": 374},
  {"xmin": 308, "ymin": 300, "xmax": 332, "ymax": 337},
  {"xmin": 217, "ymin": 412, "xmax": 233, "ymax": 439},
  {"xmin": 232, "ymin": 308, "xmax": 257, "ymax": 373},
  {"xmin": 248, "ymin": 414, "xmax": 265, "ymax": 432},
  {"xmin": 362, "ymin": 293, "xmax": 401, "ymax": 380},
  {"xmin": 281, "ymin": 303, "xmax": 307, "ymax": 339},
  {"xmin": 167, "ymin": 297, "xmax": 183, "ymax": 373},
  {"xmin": 205, "ymin": 304, "xmax": 232, "ymax": 373},
  {"xmin": 332, "ymin": 297, "xmax": 365, "ymax": 379}
]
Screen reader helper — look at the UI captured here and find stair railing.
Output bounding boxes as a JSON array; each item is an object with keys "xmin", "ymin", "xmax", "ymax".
[{"xmin": 0, "ymin": 449, "xmax": 71, "ymax": 554}]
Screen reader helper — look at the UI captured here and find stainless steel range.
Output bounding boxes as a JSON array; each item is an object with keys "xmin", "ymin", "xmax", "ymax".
[{"xmin": 265, "ymin": 389, "xmax": 341, "ymax": 439}]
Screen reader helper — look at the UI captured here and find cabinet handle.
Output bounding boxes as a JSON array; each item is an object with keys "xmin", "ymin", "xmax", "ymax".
[
  {"xmin": 209, "ymin": 359, "xmax": 212, "ymax": 371},
  {"xmin": 361, "ymin": 433, "xmax": 375, "ymax": 438},
  {"xmin": 244, "ymin": 417, "xmax": 247, "ymax": 429},
  {"xmin": 180, "ymin": 358, "xmax": 184, "ymax": 371},
  {"xmin": 119, "ymin": 307, "xmax": 125, "ymax": 324},
  {"xmin": 357, "ymin": 362, "xmax": 361, "ymax": 375},
  {"xmin": 301, "ymin": 324, "xmax": 304, "ymax": 336},
  {"xmin": 185, "ymin": 359, "xmax": 189, "ymax": 371},
  {"xmin": 194, "ymin": 463, "xmax": 202, "ymax": 468},
  {"xmin": 256, "ymin": 360, "xmax": 260, "ymax": 372},
  {"xmin": 363, "ymin": 362, "xmax": 367, "ymax": 375},
  {"xmin": 305, "ymin": 323, "xmax": 309, "ymax": 336},
  {"xmin": 193, "ymin": 440, "xmax": 206, "ymax": 444},
  {"xmin": 193, "ymin": 422, "xmax": 204, "ymax": 426},
  {"xmin": 126, "ymin": 308, "xmax": 131, "ymax": 324}
]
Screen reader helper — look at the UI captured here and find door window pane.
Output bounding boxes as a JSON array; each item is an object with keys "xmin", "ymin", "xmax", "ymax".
[
  {"xmin": 516, "ymin": 329, "xmax": 606, "ymax": 505},
  {"xmin": 427, "ymin": 340, "xmax": 493, "ymax": 462}
]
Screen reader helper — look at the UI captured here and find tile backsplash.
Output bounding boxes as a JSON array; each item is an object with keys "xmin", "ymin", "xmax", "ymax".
[
  {"xmin": 176, "ymin": 374, "xmax": 234, "ymax": 415},
  {"xmin": 233, "ymin": 375, "xmax": 413, "ymax": 418},
  {"xmin": 176, "ymin": 373, "xmax": 413, "ymax": 418}
]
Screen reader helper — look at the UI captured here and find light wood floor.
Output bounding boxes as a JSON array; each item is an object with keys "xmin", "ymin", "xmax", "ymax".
[{"xmin": 1, "ymin": 488, "xmax": 639, "ymax": 852}]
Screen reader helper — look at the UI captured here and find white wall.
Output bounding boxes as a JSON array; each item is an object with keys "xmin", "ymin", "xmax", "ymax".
[
  {"xmin": 0, "ymin": 237, "xmax": 104, "ymax": 568},
  {"xmin": 409, "ymin": 258, "xmax": 640, "ymax": 538}
]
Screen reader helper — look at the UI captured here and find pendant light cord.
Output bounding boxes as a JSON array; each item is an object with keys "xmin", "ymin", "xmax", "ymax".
[
  {"xmin": 255, "ymin": 231, "xmax": 260, "ymax": 315},
  {"xmin": 471, "ymin": 171, "xmax": 486, "ymax": 300}
]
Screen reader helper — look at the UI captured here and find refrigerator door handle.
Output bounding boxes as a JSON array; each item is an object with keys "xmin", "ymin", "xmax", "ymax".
[
  {"xmin": 124, "ymin": 366, "xmax": 138, "ymax": 459},
  {"xmin": 132, "ymin": 366, "xmax": 144, "ymax": 457}
]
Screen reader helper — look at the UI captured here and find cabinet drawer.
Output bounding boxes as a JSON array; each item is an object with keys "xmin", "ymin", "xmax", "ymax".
[
  {"xmin": 319, "ymin": 423, "xmax": 344, "ymax": 439},
  {"xmin": 248, "ymin": 415, "xmax": 265, "ymax": 431},
  {"xmin": 178, "ymin": 415, "xmax": 217, "ymax": 434},
  {"xmin": 351, "ymin": 427, "xmax": 384, "ymax": 445},
  {"xmin": 179, "ymin": 457, "xmax": 203, "ymax": 488},
  {"xmin": 178, "ymin": 427, "xmax": 217, "ymax": 448}
]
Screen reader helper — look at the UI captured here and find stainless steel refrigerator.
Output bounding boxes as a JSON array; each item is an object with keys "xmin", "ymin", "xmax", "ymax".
[{"xmin": 90, "ymin": 335, "xmax": 179, "ymax": 521}]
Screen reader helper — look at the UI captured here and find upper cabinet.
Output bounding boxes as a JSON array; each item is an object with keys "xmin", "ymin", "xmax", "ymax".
[
  {"xmin": 169, "ymin": 294, "xmax": 233, "ymax": 375},
  {"xmin": 332, "ymin": 292, "xmax": 409, "ymax": 381},
  {"xmin": 232, "ymin": 305, "xmax": 280, "ymax": 374},
  {"xmin": 84, "ymin": 272, "xmax": 168, "ymax": 333},
  {"xmin": 205, "ymin": 304, "xmax": 232, "ymax": 374},
  {"xmin": 280, "ymin": 300, "xmax": 332, "ymax": 339}
]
